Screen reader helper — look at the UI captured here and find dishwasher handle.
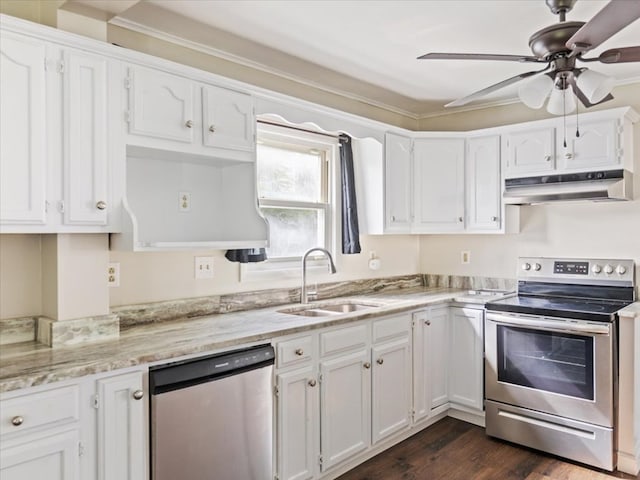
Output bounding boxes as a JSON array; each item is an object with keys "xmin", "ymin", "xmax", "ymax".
[{"xmin": 150, "ymin": 344, "xmax": 274, "ymax": 395}]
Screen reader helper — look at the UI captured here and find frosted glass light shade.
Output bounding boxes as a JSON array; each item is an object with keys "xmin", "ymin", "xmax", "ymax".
[
  {"xmin": 577, "ymin": 69, "xmax": 614, "ymax": 103},
  {"xmin": 518, "ymin": 75, "xmax": 554, "ymax": 109},
  {"xmin": 547, "ymin": 87, "xmax": 576, "ymax": 115}
]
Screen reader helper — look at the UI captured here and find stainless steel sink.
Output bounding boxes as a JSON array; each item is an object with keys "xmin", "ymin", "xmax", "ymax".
[{"xmin": 278, "ymin": 301, "xmax": 383, "ymax": 317}]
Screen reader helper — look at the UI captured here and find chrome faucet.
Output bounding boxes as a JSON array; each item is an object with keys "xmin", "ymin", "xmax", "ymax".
[{"xmin": 301, "ymin": 247, "xmax": 337, "ymax": 304}]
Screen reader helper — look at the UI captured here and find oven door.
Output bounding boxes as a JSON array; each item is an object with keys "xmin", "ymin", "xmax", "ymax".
[{"xmin": 485, "ymin": 311, "xmax": 614, "ymax": 427}]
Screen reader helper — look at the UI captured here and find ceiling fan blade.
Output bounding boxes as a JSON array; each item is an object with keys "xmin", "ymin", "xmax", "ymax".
[
  {"xmin": 567, "ymin": 73, "xmax": 614, "ymax": 108},
  {"xmin": 417, "ymin": 52, "xmax": 543, "ymax": 62},
  {"xmin": 445, "ymin": 66, "xmax": 550, "ymax": 108},
  {"xmin": 566, "ymin": 0, "xmax": 640, "ymax": 54},
  {"xmin": 599, "ymin": 46, "xmax": 640, "ymax": 63}
]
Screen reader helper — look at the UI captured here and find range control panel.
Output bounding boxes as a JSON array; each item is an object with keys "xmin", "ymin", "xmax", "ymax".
[{"xmin": 518, "ymin": 257, "xmax": 635, "ymax": 286}]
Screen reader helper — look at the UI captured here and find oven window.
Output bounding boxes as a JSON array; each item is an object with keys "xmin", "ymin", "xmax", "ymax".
[{"xmin": 497, "ymin": 325, "xmax": 594, "ymax": 400}]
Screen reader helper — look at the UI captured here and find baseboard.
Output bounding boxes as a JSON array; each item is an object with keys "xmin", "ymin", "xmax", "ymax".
[
  {"xmin": 448, "ymin": 406, "xmax": 486, "ymax": 427},
  {"xmin": 616, "ymin": 451, "xmax": 640, "ymax": 476}
]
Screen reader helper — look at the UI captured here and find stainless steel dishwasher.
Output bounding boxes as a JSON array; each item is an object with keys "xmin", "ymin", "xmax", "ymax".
[{"xmin": 149, "ymin": 344, "xmax": 275, "ymax": 480}]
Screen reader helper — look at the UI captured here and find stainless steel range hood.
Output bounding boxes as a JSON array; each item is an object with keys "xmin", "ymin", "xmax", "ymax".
[{"xmin": 504, "ymin": 169, "xmax": 633, "ymax": 205}]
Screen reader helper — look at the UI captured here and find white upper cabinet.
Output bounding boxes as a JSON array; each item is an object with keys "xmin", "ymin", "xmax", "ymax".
[
  {"xmin": 413, "ymin": 138, "xmax": 465, "ymax": 233},
  {"xmin": 466, "ymin": 135, "xmax": 501, "ymax": 231},
  {"xmin": 559, "ymin": 119, "xmax": 619, "ymax": 171},
  {"xmin": 0, "ymin": 31, "xmax": 47, "ymax": 226},
  {"xmin": 62, "ymin": 49, "xmax": 110, "ymax": 226},
  {"xmin": 504, "ymin": 126, "xmax": 555, "ymax": 177},
  {"xmin": 384, "ymin": 132, "xmax": 413, "ymax": 232},
  {"xmin": 128, "ymin": 66, "xmax": 195, "ymax": 144},
  {"xmin": 202, "ymin": 84, "xmax": 254, "ymax": 152}
]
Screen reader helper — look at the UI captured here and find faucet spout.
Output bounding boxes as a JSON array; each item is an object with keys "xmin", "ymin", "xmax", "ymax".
[{"xmin": 301, "ymin": 247, "xmax": 337, "ymax": 304}]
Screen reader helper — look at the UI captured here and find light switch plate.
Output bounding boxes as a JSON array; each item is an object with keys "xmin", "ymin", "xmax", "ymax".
[
  {"xmin": 194, "ymin": 256, "xmax": 214, "ymax": 279},
  {"xmin": 461, "ymin": 251, "xmax": 471, "ymax": 264}
]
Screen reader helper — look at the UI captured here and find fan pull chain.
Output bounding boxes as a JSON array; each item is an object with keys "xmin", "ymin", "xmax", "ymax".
[
  {"xmin": 562, "ymin": 79, "xmax": 567, "ymax": 148},
  {"xmin": 575, "ymin": 99, "xmax": 580, "ymax": 139}
]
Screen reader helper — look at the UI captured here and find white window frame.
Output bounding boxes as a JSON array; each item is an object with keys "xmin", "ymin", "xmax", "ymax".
[{"xmin": 240, "ymin": 122, "xmax": 339, "ymax": 282}]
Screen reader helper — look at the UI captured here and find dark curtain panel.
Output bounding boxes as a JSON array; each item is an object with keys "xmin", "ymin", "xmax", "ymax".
[
  {"xmin": 225, "ymin": 248, "xmax": 267, "ymax": 263},
  {"xmin": 339, "ymin": 134, "xmax": 361, "ymax": 254}
]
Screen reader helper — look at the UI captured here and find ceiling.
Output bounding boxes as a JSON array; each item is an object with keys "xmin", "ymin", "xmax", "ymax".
[{"xmin": 70, "ymin": 0, "xmax": 640, "ymax": 117}]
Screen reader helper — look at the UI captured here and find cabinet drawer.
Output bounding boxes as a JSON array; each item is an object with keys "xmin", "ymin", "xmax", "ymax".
[
  {"xmin": 276, "ymin": 335, "xmax": 313, "ymax": 369},
  {"xmin": 372, "ymin": 314, "xmax": 410, "ymax": 344},
  {"xmin": 320, "ymin": 323, "xmax": 368, "ymax": 357},
  {"xmin": 0, "ymin": 384, "xmax": 80, "ymax": 437}
]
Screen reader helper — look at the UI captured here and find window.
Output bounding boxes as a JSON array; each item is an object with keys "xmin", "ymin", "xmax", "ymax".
[{"xmin": 243, "ymin": 122, "xmax": 337, "ymax": 279}]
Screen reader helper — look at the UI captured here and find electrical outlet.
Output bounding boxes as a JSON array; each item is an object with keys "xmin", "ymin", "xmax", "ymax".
[
  {"xmin": 194, "ymin": 256, "xmax": 214, "ymax": 279},
  {"xmin": 461, "ymin": 251, "xmax": 471, "ymax": 264},
  {"xmin": 179, "ymin": 192, "xmax": 191, "ymax": 212},
  {"xmin": 108, "ymin": 262, "xmax": 120, "ymax": 287}
]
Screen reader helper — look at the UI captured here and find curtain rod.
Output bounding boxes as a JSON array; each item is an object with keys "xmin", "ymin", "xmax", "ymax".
[{"xmin": 257, "ymin": 119, "xmax": 341, "ymax": 139}]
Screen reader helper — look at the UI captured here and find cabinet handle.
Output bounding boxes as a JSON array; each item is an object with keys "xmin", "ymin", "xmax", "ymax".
[
  {"xmin": 185, "ymin": 120, "xmax": 193, "ymax": 128},
  {"xmin": 544, "ymin": 155, "xmax": 551, "ymax": 162},
  {"xmin": 424, "ymin": 320, "xmax": 431, "ymax": 326},
  {"xmin": 308, "ymin": 379, "xmax": 317, "ymax": 387},
  {"xmin": 295, "ymin": 348, "xmax": 304, "ymax": 356},
  {"xmin": 376, "ymin": 358, "xmax": 384, "ymax": 365},
  {"xmin": 11, "ymin": 416, "xmax": 24, "ymax": 427},
  {"xmin": 363, "ymin": 362, "xmax": 371, "ymax": 369},
  {"xmin": 209, "ymin": 125, "xmax": 216, "ymax": 133},
  {"xmin": 565, "ymin": 153, "xmax": 573, "ymax": 159},
  {"xmin": 96, "ymin": 201, "xmax": 107, "ymax": 210},
  {"xmin": 132, "ymin": 390, "xmax": 144, "ymax": 400},
  {"xmin": 491, "ymin": 216, "xmax": 498, "ymax": 221}
]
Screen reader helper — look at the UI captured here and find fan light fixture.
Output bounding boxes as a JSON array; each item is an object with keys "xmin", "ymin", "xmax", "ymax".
[
  {"xmin": 576, "ymin": 69, "xmax": 615, "ymax": 103},
  {"xmin": 546, "ymin": 84, "xmax": 577, "ymax": 115}
]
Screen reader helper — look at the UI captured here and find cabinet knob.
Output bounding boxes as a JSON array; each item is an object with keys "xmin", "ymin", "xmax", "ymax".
[
  {"xmin": 96, "ymin": 201, "xmax": 107, "ymax": 210},
  {"xmin": 458, "ymin": 217, "xmax": 463, "ymax": 223},
  {"xmin": 376, "ymin": 358, "xmax": 384, "ymax": 365},
  {"xmin": 308, "ymin": 379, "xmax": 317, "ymax": 387},
  {"xmin": 185, "ymin": 120, "xmax": 193, "ymax": 128},
  {"xmin": 132, "ymin": 390, "xmax": 144, "ymax": 400},
  {"xmin": 564, "ymin": 153, "xmax": 573, "ymax": 159},
  {"xmin": 295, "ymin": 348, "xmax": 304, "ymax": 356},
  {"xmin": 363, "ymin": 362, "xmax": 371, "ymax": 369},
  {"xmin": 424, "ymin": 320, "xmax": 431, "ymax": 326},
  {"xmin": 544, "ymin": 155, "xmax": 551, "ymax": 162},
  {"xmin": 491, "ymin": 216, "xmax": 498, "ymax": 221},
  {"xmin": 209, "ymin": 125, "xmax": 216, "ymax": 133},
  {"xmin": 11, "ymin": 416, "xmax": 24, "ymax": 426},
  {"xmin": 391, "ymin": 215, "xmax": 396, "ymax": 222}
]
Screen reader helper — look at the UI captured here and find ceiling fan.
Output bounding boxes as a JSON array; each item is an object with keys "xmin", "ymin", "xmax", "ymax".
[{"xmin": 418, "ymin": 0, "xmax": 640, "ymax": 114}]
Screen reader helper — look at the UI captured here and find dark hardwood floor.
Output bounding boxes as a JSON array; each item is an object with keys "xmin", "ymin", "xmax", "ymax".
[{"xmin": 337, "ymin": 417, "xmax": 638, "ymax": 480}]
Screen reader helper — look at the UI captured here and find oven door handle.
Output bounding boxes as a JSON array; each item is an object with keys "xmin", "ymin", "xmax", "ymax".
[{"xmin": 486, "ymin": 312, "xmax": 611, "ymax": 335}]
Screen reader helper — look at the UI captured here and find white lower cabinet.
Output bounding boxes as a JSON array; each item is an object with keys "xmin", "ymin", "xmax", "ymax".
[
  {"xmin": 449, "ymin": 307, "xmax": 484, "ymax": 411},
  {"xmin": 94, "ymin": 370, "xmax": 147, "ymax": 480},
  {"xmin": 412, "ymin": 306, "xmax": 450, "ymax": 423}
]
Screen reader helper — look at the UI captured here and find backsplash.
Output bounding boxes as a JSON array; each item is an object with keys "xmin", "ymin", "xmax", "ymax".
[{"xmin": 0, "ymin": 273, "xmax": 516, "ymax": 346}]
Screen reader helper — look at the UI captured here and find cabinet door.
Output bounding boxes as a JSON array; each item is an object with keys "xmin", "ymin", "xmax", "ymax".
[
  {"xmin": 560, "ymin": 119, "xmax": 619, "ymax": 171},
  {"xmin": 276, "ymin": 366, "xmax": 319, "ymax": 480},
  {"xmin": 466, "ymin": 136, "xmax": 501, "ymax": 231},
  {"xmin": 320, "ymin": 349, "xmax": 370, "ymax": 471},
  {"xmin": 449, "ymin": 308, "xmax": 484, "ymax": 411},
  {"xmin": 505, "ymin": 127, "xmax": 555, "ymax": 177},
  {"xmin": 202, "ymin": 85, "xmax": 254, "ymax": 152},
  {"xmin": 63, "ymin": 49, "xmax": 109, "ymax": 225},
  {"xmin": 0, "ymin": 32, "xmax": 47, "ymax": 225},
  {"xmin": 128, "ymin": 66, "xmax": 194, "ymax": 143},
  {"xmin": 0, "ymin": 429, "xmax": 79, "ymax": 480},
  {"xmin": 371, "ymin": 337, "xmax": 411, "ymax": 444},
  {"xmin": 384, "ymin": 132, "xmax": 412, "ymax": 232},
  {"xmin": 413, "ymin": 307, "xmax": 449, "ymax": 424},
  {"xmin": 414, "ymin": 138, "xmax": 465, "ymax": 232},
  {"xmin": 96, "ymin": 371, "xmax": 147, "ymax": 480}
]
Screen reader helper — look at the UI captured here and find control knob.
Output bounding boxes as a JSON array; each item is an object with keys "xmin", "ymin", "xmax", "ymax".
[
  {"xmin": 592, "ymin": 264, "xmax": 602, "ymax": 274},
  {"xmin": 522, "ymin": 263, "xmax": 531, "ymax": 271},
  {"xmin": 604, "ymin": 264, "xmax": 614, "ymax": 275},
  {"xmin": 534, "ymin": 263, "xmax": 542, "ymax": 271},
  {"xmin": 617, "ymin": 265, "xmax": 627, "ymax": 275}
]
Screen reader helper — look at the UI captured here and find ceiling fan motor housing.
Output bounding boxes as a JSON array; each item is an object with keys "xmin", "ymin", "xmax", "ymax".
[
  {"xmin": 529, "ymin": 21, "xmax": 585, "ymax": 59},
  {"xmin": 545, "ymin": 0, "xmax": 577, "ymax": 16}
]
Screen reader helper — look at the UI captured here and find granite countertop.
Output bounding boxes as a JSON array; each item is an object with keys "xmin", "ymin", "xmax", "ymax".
[{"xmin": 0, "ymin": 287, "xmax": 504, "ymax": 394}]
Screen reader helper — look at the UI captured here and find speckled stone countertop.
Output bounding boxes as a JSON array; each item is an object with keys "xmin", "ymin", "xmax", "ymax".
[{"xmin": 0, "ymin": 287, "xmax": 503, "ymax": 394}]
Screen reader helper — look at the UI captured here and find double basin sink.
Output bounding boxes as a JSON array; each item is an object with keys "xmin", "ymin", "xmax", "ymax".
[{"xmin": 278, "ymin": 301, "xmax": 384, "ymax": 317}]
